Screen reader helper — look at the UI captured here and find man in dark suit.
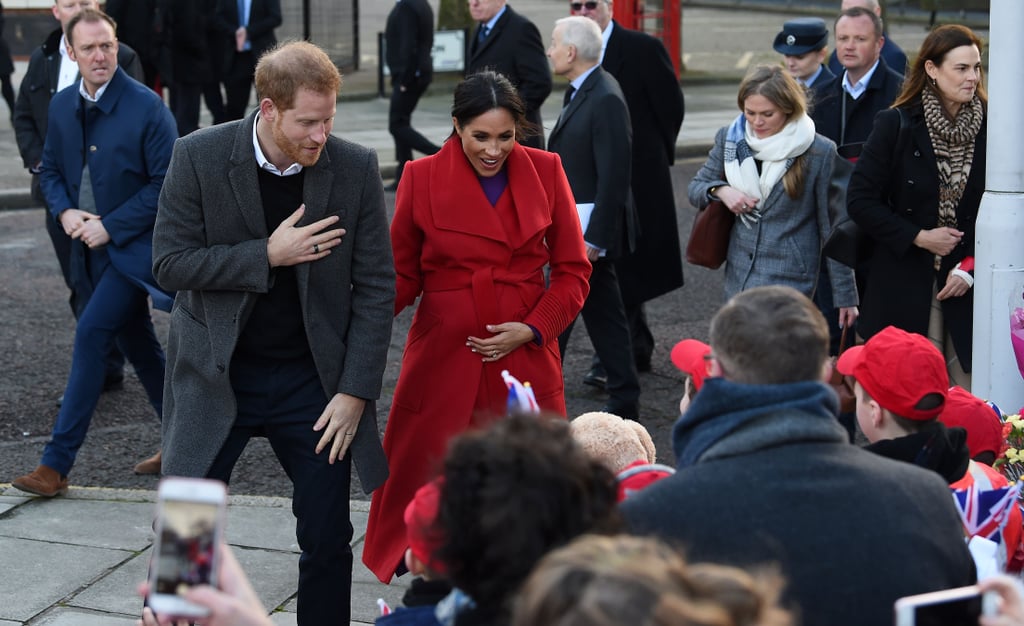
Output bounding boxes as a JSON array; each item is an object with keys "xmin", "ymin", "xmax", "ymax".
[
  {"xmin": 811, "ymin": 7, "xmax": 902, "ymax": 153},
  {"xmin": 104, "ymin": 0, "xmax": 158, "ymax": 88},
  {"xmin": 572, "ymin": 0, "xmax": 684, "ymax": 383},
  {"xmin": 215, "ymin": 0, "xmax": 281, "ymax": 121},
  {"xmin": 385, "ymin": 0, "xmax": 440, "ymax": 188},
  {"xmin": 11, "ymin": 9, "xmax": 177, "ymax": 497},
  {"xmin": 810, "ymin": 6, "xmax": 901, "ymax": 423},
  {"xmin": 467, "ymin": 0, "xmax": 552, "ymax": 149},
  {"xmin": 13, "ymin": 0, "xmax": 145, "ymax": 403},
  {"xmin": 548, "ymin": 16, "xmax": 640, "ymax": 420},
  {"xmin": 153, "ymin": 42, "xmax": 395, "ymax": 624},
  {"xmin": 827, "ymin": 0, "xmax": 907, "ymax": 76}
]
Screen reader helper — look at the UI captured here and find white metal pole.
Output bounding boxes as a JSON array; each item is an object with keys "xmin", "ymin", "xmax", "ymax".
[{"xmin": 972, "ymin": 0, "xmax": 1024, "ymax": 411}]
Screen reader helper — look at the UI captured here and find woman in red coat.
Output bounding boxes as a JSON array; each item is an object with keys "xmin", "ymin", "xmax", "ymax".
[{"xmin": 363, "ymin": 71, "xmax": 592, "ymax": 582}]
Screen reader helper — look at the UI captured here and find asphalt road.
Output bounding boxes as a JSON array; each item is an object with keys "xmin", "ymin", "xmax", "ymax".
[{"xmin": 0, "ymin": 157, "xmax": 724, "ymax": 499}]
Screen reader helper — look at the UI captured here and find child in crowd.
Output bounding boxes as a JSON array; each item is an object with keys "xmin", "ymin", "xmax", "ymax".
[
  {"xmin": 436, "ymin": 414, "xmax": 621, "ymax": 625},
  {"xmin": 376, "ymin": 479, "xmax": 452, "ymax": 625},
  {"xmin": 670, "ymin": 338, "xmax": 712, "ymax": 415},
  {"xmin": 512, "ymin": 534, "xmax": 792, "ymax": 626},
  {"xmin": 570, "ymin": 411, "xmax": 674, "ymax": 501},
  {"xmin": 940, "ymin": 385, "xmax": 1006, "ymax": 466},
  {"xmin": 838, "ymin": 325, "xmax": 1023, "ymax": 572}
]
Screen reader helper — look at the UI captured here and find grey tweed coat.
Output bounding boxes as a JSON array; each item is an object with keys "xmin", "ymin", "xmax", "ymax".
[
  {"xmin": 688, "ymin": 128, "xmax": 857, "ymax": 308},
  {"xmin": 152, "ymin": 110, "xmax": 395, "ymax": 491}
]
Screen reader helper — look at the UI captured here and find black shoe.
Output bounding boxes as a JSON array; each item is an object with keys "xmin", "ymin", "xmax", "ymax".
[
  {"xmin": 582, "ymin": 367, "xmax": 607, "ymax": 390},
  {"xmin": 103, "ymin": 373, "xmax": 125, "ymax": 392},
  {"xmin": 56, "ymin": 373, "xmax": 125, "ymax": 407}
]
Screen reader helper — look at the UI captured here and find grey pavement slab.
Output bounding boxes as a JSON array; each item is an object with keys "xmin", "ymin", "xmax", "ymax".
[
  {"xmin": 0, "ymin": 537, "xmax": 132, "ymax": 622},
  {"xmin": 69, "ymin": 548, "xmax": 151, "ymax": 617},
  {"xmin": 0, "ymin": 495, "xmax": 29, "ymax": 516},
  {"xmin": 231, "ymin": 546, "xmax": 300, "ymax": 614},
  {"xmin": 28, "ymin": 609, "xmax": 138, "ymax": 625},
  {"xmin": 224, "ymin": 502, "xmax": 301, "ymax": 553},
  {"xmin": 0, "ymin": 499, "xmax": 153, "ymax": 551}
]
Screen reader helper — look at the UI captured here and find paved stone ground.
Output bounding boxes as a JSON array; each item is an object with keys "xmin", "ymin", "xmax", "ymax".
[{"xmin": 0, "ymin": 158, "xmax": 724, "ymax": 499}]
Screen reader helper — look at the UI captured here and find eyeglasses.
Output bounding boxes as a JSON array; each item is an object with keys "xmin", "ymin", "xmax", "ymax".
[{"xmin": 570, "ymin": 1, "xmax": 599, "ymax": 10}]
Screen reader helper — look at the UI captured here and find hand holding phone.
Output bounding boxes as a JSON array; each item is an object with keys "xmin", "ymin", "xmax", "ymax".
[{"xmin": 147, "ymin": 478, "xmax": 228, "ymax": 619}]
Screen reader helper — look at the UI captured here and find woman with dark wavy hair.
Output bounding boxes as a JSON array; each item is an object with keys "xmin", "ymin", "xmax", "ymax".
[{"xmin": 848, "ymin": 25, "xmax": 986, "ymax": 387}]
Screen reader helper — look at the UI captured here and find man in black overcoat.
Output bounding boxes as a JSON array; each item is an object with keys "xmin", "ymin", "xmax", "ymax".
[
  {"xmin": 467, "ymin": 0, "xmax": 552, "ymax": 149},
  {"xmin": 573, "ymin": 0, "xmax": 684, "ymax": 379}
]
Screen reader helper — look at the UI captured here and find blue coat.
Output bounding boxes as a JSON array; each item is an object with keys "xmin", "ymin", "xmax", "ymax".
[{"xmin": 39, "ymin": 66, "xmax": 177, "ymax": 311}]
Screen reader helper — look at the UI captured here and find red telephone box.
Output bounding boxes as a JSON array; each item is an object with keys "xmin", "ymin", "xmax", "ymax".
[{"xmin": 613, "ymin": 0, "xmax": 682, "ymax": 77}]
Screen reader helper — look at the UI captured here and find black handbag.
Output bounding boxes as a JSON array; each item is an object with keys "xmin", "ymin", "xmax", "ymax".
[
  {"xmin": 822, "ymin": 154, "xmax": 860, "ymax": 267},
  {"xmin": 823, "ymin": 109, "xmax": 910, "ymax": 268}
]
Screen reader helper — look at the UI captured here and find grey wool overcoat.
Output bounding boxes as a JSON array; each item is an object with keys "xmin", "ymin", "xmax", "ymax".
[{"xmin": 152, "ymin": 110, "xmax": 395, "ymax": 491}]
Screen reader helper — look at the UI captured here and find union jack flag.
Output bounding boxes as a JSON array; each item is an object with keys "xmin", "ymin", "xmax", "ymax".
[
  {"xmin": 502, "ymin": 370, "xmax": 540, "ymax": 415},
  {"xmin": 952, "ymin": 483, "xmax": 1022, "ymax": 542}
]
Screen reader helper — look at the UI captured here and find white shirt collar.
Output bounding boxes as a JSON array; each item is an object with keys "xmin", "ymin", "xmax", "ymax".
[
  {"xmin": 252, "ymin": 116, "xmax": 304, "ymax": 176},
  {"xmin": 78, "ymin": 73, "xmax": 111, "ymax": 102},
  {"xmin": 57, "ymin": 34, "xmax": 79, "ymax": 92},
  {"xmin": 842, "ymin": 58, "xmax": 880, "ymax": 100},
  {"xmin": 599, "ymin": 20, "xmax": 614, "ymax": 63}
]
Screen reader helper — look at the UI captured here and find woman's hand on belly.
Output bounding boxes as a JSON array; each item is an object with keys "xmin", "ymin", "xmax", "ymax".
[{"xmin": 467, "ymin": 322, "xmax": 536, "ymax": 362}]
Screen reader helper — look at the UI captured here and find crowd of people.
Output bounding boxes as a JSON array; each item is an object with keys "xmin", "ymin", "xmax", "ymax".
[{"xmin": 3, "ymin": 0, "xmax": 1019, "ymax": 625}]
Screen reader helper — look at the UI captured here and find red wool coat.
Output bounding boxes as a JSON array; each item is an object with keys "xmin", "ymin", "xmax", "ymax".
[{"xmin": 362, "ymin": 139, "xmax": 591, "ymax": 582}]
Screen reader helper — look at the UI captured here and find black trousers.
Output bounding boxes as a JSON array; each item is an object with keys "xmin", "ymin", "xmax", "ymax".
[
  {"xmin": 170, "ymin": 81, "xmax": 203, "ymax": 137},
  {"xmin": 222, "ymin": 50, "xmax": 257, "ymax": 121},
  {"xmin": 388, "ymin": 79, "xmax": 439, "ymax": 180},
  {"xmin": 208, "ymin": 354, "xmax": 354, "ymax": 625},
  {"xmin": 559, "ymin": 258, "xmax": 640, "ymax": 418}
]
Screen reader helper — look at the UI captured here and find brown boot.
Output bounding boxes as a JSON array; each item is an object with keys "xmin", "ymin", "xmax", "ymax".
[
  {"xmin": 12, "ymin": 465, "xmax": 68, "ymax": 497},
  {"xmin": 133, "ymin": 451, "xmax": 162, "ymax": 475}
]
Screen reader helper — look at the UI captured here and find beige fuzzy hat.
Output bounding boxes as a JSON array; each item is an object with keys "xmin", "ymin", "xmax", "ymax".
[{"xmin": 570, "ymin": 411, "xmax": 657, "ymax": 474}]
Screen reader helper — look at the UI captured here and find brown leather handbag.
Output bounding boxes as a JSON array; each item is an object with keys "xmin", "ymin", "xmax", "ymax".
[
  {"xmin": 685, "ymin": 199, "xmax": 734, "ymax": 269},
  {"xmin": 829, "ymin": 326, "xmax": 857, "ymax": 414}
]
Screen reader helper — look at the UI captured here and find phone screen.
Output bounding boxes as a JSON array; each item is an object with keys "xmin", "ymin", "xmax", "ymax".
[
  {"xmin": 153, "ymin": 499, "xmax": 220, "ymax": 595},
  {"xmin": 911, "ymin": 595, "xmax": 982, "ymax": 626}
]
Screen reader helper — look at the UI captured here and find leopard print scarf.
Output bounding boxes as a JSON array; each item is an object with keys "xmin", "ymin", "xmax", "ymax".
[
  {"xmin": 922, "ymin": 87, "xmax": 982, "ymax": 270},
  {"xmin": 922, "ymin": 87, "xmax": 983, "ymax": 231}
]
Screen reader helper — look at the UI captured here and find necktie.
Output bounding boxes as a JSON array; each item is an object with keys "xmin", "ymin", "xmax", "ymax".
[
  {"xmin": 563, "ymin": 85, "xmax": 576, "ymax": 108},
  {"xmin": 237, "ymin": 0, "xmax": 247, "ymax": 26},
  {"xmin": 477, "ymin": 24, "xmax": 489, "ymax": 44}
]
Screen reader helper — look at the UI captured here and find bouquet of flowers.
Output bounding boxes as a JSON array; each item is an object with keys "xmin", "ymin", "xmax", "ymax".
[{"xmin": 996, "ymin": 412, "xmax": 1024, "ymax": 486}]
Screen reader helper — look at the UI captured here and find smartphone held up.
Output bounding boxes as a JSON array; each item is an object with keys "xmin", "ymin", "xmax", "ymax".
[
  {"xmin": 894, "ymin": 584, "xmax": 997, "ymax": 626},
  {"xmin": 147, "ymin": 477, "xmax": 228, "ymax": 618}
]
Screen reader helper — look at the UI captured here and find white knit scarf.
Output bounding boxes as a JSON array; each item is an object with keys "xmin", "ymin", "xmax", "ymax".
[{"xmin": 723, "ymin": 112, "xmax": 816, "ymax": 225}]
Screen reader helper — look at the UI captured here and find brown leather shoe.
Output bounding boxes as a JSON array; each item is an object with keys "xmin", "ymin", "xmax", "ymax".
[
  {"xmin": 12, "ymin": 465, "xmax": 68, "ymax": 497},
  {"xmin": 133, "ymin": 451, "xmax": 162, "ymax": 475}
]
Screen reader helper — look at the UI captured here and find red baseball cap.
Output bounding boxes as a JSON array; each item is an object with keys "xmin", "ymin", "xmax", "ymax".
[
  {"xmin": 671, "ymin": 339, "xmax": 712, "ymax": 391},
  {"xmin": 836, "ymin": 326, "xmax": 948, "ymax": 420},
  {"xmin": 940, "ymin": 386, "xmax": 1004, "ymax": 458},
  {"xmin": 404, "ymin": 478, "xmax": 447, "ymax": 574}
]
